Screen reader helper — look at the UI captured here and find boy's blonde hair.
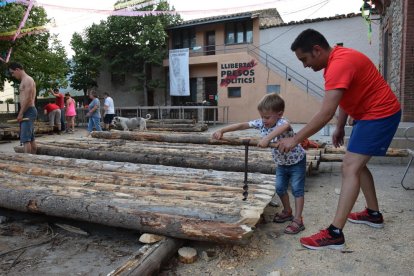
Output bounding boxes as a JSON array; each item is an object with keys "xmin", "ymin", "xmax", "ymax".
[{"xmin": 257, "ymin": 93, "xmax": 285, "ymax": 113}]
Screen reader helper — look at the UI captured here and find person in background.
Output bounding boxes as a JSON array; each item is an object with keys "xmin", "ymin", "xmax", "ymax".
[
  {"xmin": 278, "ymin": 29, "xmax": 401, "ymax": 250},
  {"xmin": 50, "ymin": 88, "xmax": 66, "ymax": 132},
  {"xmin": 86, "ymin": 90, "xmax": 102, "ymax": 136},
  {"xmin": 8, "ymin": 62, "xmax": 37, "ymax": 154},
  {"xmin": 103, "ymin": 92, "xmax": 115, "ymax": 131},
  {"xmin": 64, "ymin": 93, "xmax": 77, "ymax": 133},
  {"xmin": 43, "ymin": 102, "xmax": 61, "ymax": 135}
]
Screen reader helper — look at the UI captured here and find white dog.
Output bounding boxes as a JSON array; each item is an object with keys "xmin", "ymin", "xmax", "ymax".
[{"xmin": 111, "ymin": 114, "xmax": 151, "ymax": 131}]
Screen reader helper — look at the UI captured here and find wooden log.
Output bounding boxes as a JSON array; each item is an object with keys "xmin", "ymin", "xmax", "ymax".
[
  {"xmin": 91, "ymin": 131, "xmax": 281, "ymax": 148},
  {"xmin": 139, "ymin": 233, "xmax": 165, "ymax": 244},
  {"xmin": 324, "ymin": 146, "xmax": 408, "ymax": 157},
  {"xmin": 108, "ymin": 237, "xmax": 183, "ymax": 276},
  {"xmin": 148, "ymin": 119, "xmax": 196, "ymax": 124},
  {"xmin": 320, "ymin": 153, "xmax": 343, "ymax": 162},
  {"xmin": 146, "ymin": 125, "xmax": 208, "ymax": 132},
  {"xmin": 6, "ymin": 118, "xmax": 29, "ymax": 123},
  {"xmin": 17, "ymin": 144, "xmax": 277, "ymax": 174},
  {"xmin": 0, "ymin": 152, "xmax": 275, "ymax": 242},
  {"xmin": 178, "ymin": 247, "xmax": 198, "ymax": 264}
]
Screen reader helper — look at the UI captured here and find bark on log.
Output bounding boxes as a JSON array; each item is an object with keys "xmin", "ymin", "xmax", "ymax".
[
  {"xmin": 0, "ymin": 152, "xmax": 275, "ymax": 243},
  {"xmin": 149, "ymin": 119, "xmax": 196, "ymax": 124},
  {"xmin": 16, "ymin": 144, "xmax": 278, "ymax": 174},
  {"xmin": 91, "ymin": 131, "xmax": 280, "ymax": 148},
  {"xmin": 320, "ymin": 153, "xmax": 343, "ymax": 162},
  {"xmin": 324, "ymin": 146, "xmax": 408, "ymax": 157},
  {"xmin": 108, "ymin": 237, "xmax": 183, "ymax": 276}
]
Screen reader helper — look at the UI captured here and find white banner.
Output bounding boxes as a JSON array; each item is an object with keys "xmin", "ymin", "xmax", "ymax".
[{"xmin": 169, "ymin": 48, "xmax": 190, "ymax": 96}]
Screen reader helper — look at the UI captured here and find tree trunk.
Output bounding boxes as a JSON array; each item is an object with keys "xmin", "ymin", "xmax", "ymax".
[
  {"xmin": 108, "ymin": 238, "xmax": 183, "ymax": 276},
  {"xmin": 0, "ymin": 152, "xmax": 274, "ymax": 243},
  {"xmin": 91, "ymin": 131, "xmax": 280, "ymax": 148}
]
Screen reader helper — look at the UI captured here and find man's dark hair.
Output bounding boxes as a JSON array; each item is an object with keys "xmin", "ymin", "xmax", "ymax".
[
  {"xmin": 53, "ymin": 88, "xmax": 59, "ymax": 92},
  {"xmin": 8, "ymin": 62, "xmax": 24, "ymax": 71},
  {"xmin": 291, "ymin": 29, "xmax": 330, "ymax": 53},
  {"xmin": 104, "ymin": 92, "xmax": 109, "ymax": 96}
]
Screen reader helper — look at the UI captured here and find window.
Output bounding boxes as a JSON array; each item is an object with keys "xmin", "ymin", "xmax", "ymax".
[
  {"xmin": 228, "ymin": 87, "xmax": 241, "ymax": 98},
  {"xmin": 225, "ymin": 20, "xmax": 253, "ymax": 44},
  {"xmin": 267, "ymin": 85, "xmax": 280, "ymax": 94},
  {"xmin": 172, "ymin": 28, "xmax": 196, "ymax": 49}
]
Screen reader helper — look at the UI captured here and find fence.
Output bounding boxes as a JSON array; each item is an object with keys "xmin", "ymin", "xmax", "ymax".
[{"xmin": 75, "ymin": 105, "xmax": 230, "ymax": 126}]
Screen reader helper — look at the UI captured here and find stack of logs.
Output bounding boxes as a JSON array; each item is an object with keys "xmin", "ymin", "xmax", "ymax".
[
  {"xmin": 0, "ymin": 121, "xmax": 54, "ymax": 140},
  {"xmin": 145, "ymin": 119, "xmax": 208, "ymax": 132},
  {"xmin": 15, "ymin": 131, "xmax": 409, "ymax": 177},
  {"xmin": 0, "ymin": 152, "xmax": 275, "ymax": 243}
]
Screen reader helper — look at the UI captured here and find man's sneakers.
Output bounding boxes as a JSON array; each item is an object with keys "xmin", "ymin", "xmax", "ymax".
[
  {"xmin": 347, "ymin": 208, "xmax": 384, "ymax": 228},
  {"xmin": 300, "ymin": 229, "xmax": 345, "ymax": 250}
]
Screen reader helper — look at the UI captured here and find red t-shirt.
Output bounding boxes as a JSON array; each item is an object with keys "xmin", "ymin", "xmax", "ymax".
[
  {"xmin": 55, "ymin": 93, "xmax": 65, "ymax": 108},
  {"xmin": 44, "ymin": 103, "xmax": 60, "ymax": 113},
  {"xmin": 324, "ymin": 46, "xmax": 400, "ymax": 120}
]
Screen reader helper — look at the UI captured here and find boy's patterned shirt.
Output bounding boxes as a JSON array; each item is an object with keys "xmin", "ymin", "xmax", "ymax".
[{"xmin": 248, "ymin": 118, "xmax": 305, "ymax": 166}]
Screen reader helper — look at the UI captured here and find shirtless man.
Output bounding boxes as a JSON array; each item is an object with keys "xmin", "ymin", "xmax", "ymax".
[{"xmin": 8, "ymin": 62, "xmax": 38, "ymax": 154}]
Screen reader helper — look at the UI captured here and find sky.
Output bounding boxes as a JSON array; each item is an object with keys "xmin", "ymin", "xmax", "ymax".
[{"xmin": 34, "ymin": 0, "xmax": 365, "ymax": 56}]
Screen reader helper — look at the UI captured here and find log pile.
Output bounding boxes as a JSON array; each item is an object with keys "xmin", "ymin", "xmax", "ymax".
[
  {"xmin": 0, "ymin": 152, "xmax": 275, "ymax": 243},
  {"xmin": 16, "ymin": 137, "xmax": 317, "ymax": 175},
  {"xmin": 320, "ymin": 146, "xmax": 409, "ymax": 162},
  {"xmin": 146, "ymin": 119, "xmax": 208, "ymax": 132},
  {"xmin": 0, "ymin": 121, "xmax": 54, "ymax": 140}
]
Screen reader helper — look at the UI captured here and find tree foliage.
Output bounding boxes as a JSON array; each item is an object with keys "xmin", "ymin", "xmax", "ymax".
[
  {"xmin": 70, "ymin": 0, "xmax": 182, "ymax": 104},
  {"xmin": 0, "ymin": 3, "xmax": 69, "ymax": 95}
]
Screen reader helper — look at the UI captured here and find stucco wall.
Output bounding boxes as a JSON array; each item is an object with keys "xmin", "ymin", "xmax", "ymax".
[
  {"xmin": 96, "ymin": 65, "xmax": 142, "ymax": 107},
  {"xmin": 259, "ymin": 16, "xmax": 380, "ymax": 90},
  {"xmin": 217, "ymin": 52, "xmax": 322, "ymax": 123}
]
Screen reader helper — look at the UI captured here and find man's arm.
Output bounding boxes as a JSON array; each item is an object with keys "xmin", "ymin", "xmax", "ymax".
[
  {"xmin": 332, "ymin": 107, "xmax": 348, "ymax": 147},
  {"xmin": 278, "ymin": 89, "xmax": 344, "ymax": 152}
]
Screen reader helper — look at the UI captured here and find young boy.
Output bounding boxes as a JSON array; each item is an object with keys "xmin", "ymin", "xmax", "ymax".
[{"xmin": 212, "ymin": 93, "xmax": 306, "ymax": 234}]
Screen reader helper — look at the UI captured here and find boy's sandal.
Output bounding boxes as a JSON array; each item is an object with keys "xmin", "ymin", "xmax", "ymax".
[
  {"xmin": 273, "ymin": 210, "xmax": 293, "ymax": 223},
  {"xmin": 284, "ymin": 219, "xmax": 305, "ymax": 234}
]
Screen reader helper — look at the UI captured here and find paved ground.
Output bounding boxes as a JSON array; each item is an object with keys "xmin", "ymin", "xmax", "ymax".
[{"xmin": 0, "ymin": 125, "xmax": 413, "ymax": 275}]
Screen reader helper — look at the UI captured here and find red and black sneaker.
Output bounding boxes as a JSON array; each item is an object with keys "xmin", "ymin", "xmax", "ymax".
[
  {"xmin": 347, "ymin": 208, "xmax": 384, "ymax": 228},
  {"xmin": 300, "ymin": 229, "xmax": 345, "ymax": 250}
]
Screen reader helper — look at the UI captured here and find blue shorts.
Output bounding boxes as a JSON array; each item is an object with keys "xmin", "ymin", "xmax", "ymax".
[
  {"xmin": 275, "ymin": 156, "xmax": 306, "ymax": 198},
  {"xmin": 20, "ymin": 106, "xmax": 37, "ymax": 144},
  {"xmin": 348, "ymin": 110, "xmax": 401, "ymax": 156}
]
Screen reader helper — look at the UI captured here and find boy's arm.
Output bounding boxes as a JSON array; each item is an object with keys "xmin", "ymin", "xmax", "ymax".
[
  {"xmin": 212, "ymin": 122, "xmax": 250, "ymax": 139},
  {"xmin": 258, "ymin": 123, "xmax": 291, "ymax": 147}
]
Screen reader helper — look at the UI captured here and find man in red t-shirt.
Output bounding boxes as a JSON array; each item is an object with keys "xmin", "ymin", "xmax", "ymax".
[
  {"xmin": 51, "ymin": 88, "xmax": 66, "ymax": 131},
  {"xmin": 44, "ymin": 103, "xmax": 61, "ymax": 134},
  {"xmin": 278, "ymin": 29, "xmax": 401, "ymax": 250}
]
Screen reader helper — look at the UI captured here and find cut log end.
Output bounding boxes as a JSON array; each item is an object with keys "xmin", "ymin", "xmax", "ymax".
[
  {"xmin": 139, "ymin": 233, "xmax": 165, "ymax": 244},
  {"xmin": 178, "ymin": 247, "xmax": 198, "ymax": 264}
]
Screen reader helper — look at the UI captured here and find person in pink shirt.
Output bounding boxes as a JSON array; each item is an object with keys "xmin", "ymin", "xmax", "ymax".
[{"xmin": 64, "ymin": 93, "xmax": 77, "ymax": 133}]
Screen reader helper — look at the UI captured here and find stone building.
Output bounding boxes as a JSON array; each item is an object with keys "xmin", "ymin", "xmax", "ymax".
[{"xmin": 373, "ymin": 0, "xmax": 414, "ymax": 121}]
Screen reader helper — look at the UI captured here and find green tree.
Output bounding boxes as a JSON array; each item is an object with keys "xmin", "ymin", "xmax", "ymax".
[
  {"xmin": 69, "ymin": 23, "xmax": 106, "ymax": 101},
  {"xmin": 70, "ymin": 0, "xmax": 181, "ymax": 105},
  {"xmin": 0, "ymin": 3, "xmax": 69, "ymax": 94}
]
